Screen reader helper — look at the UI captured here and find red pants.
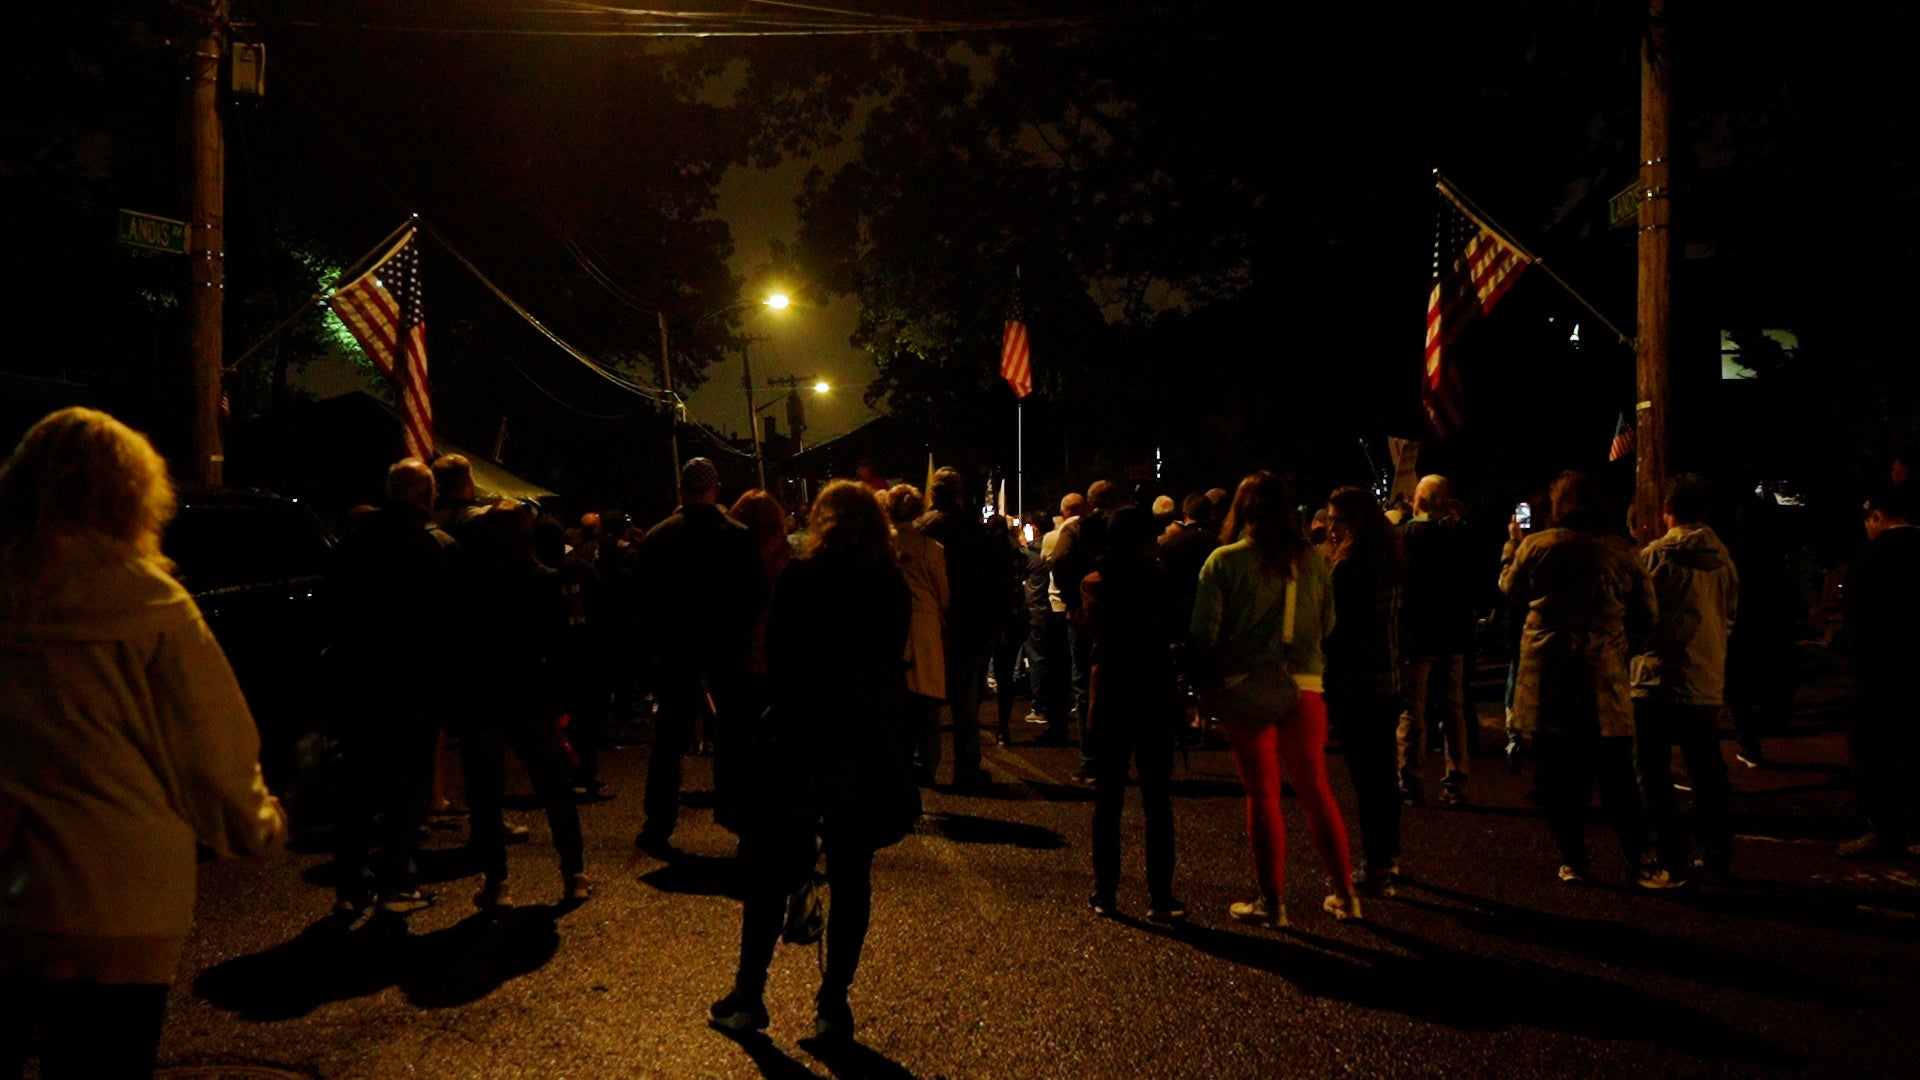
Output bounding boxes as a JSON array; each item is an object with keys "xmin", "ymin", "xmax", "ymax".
[{"xmin": 1225, "ymin": 691, "xmax": 1353, "ymax": 902}]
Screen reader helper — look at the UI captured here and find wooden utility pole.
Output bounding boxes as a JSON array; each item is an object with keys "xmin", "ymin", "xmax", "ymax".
[
  {"xmin": 659, "ymin": 311, "xmax": 681, "ymax": 497},
  {"xmin": 1633, "ymin": 0, "xmax": 1672, "ymax": 543},
  {"xmin": 185, "ymin": 0, "xmax": 228, "ymax": 485}
]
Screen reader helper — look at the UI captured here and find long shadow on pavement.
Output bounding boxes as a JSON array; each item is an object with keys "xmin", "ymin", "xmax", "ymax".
[
  {"xmin": 194, "ymin": 904, "xmax": 568, "ymax": 1019},
  {"xmin": 714, "ymin": 1029, "xmax": 921, "ymax": 1080},
  {"xmin": 1666, "ymin": 877, "xmax": 1920, "ymax": 941},
  {"xmin": 639, "ymin": 850, "xmax": 744, "ymax": 899},
  {"xmin": 919, "ymin": 812, "xmax": 1066, "ymax": 850},
  {"xmin": 1398, "ymin": 880, "xmax": 1861, "ymax": 1006},
  {"xmin": 1131, "ymin": 917, "xmax": 1797, "ymax": 1066}
]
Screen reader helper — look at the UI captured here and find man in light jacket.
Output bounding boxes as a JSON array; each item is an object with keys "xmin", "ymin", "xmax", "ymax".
[{"xmin": 1631, "ymin": 474, "xmax": 1739, "ymax": 884}]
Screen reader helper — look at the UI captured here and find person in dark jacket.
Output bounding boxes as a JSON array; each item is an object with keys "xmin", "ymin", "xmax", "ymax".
[
  {"xmin": 635, "ymin": 458, "xmax": 767, "ymax": 853},
  {"xmin": 1324, "ymin": 487, "xmax": 1406, "ymax": 897},
  {"xmin": 1397, "ymin": 475, "xmax": 1477, "ymax": 807},
  {"xmin": 985, "ymin": 513, "xmax": 1029, "ymax": 747},
  {"xmin": 328, "ymin": 458, "xmax": 461, "ymax": 914},
  {"xmin": 917, "ymin": 467, "xmax": 1000, "ymax": 788},
  {"xmin": 1082, "ymin": 508, "xmax": 1186, "ymax": 920},
  {"xmin": 1838, "ymin": 487, "xmax": 1920, "ymax": 858},
  {"xmin": 1631, "ymin": 474, "xmax": 1739, "ymax": 883},
  {"xmin": 1050, "ymin": 479, "xmax": 1122, "ymax": 780},
  {"xmin": 708, "ymin": 481, "xmax": 913, "ymax": 1042},
  {"xmin": 462, "ymin": 504, "xmax": 591, "ymax": 908}
]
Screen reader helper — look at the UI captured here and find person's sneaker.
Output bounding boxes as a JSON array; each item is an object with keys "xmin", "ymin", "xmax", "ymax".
[
  {"xmin": 1689, "ymin": 857, "xmax": 1731, "ymax": 885},
  {"xmin": 504, "ymin": 823, "xmax": 532, "ymax": 844},
  {"xmin": 1556, "ymin": 864, "xmax": 1589, "ymax": 885},
  {"xmin": 1837, "ymin": 831, "xmax": 1902, "ymax": 859},
  {"xmin": 1089, "ymin": 892, "xmax": 1119, "ymax": 918},
  {"xmin": 813, "ymin": 994, "xmax": 856, "ymax": 1041},
  {"xmin": 1069, "ymin": 766, "xmax": 1097, "ymax": 785},
  {"xmin": 1352, "ymin": 862, "xmax": 1399, "ymax": 898},
  {"xmin": 1146, "ymin": 896, "xmax": 1188, "ymax": 922},
  {"xmin": 1438, "ymin": 788, "xmax": 1469, "ymax": 808},
  {"xmin": 1400, "ymin": 786, "xmax": 1425, "ymax": 808},
  {"xmin": 332, "ymin": 893, "xmax": 370, "ymax": 918},
  {"xmin": 1229, "ymin": 897, "xmax": 1286, "ymax": 928},
  {"xmin": 378, "ymin": 888, "xmax": 437, "ymax": 914},
  {"xmin": 1024, "ymin": 710, "xmax": 1051, "ymax": 726},
  {"xmin": 1635, "ymin": 867, "xmax": 1688, "ymax": 891},
  {"xmin": 563, "ymin": 872, "xmax": 595, "ymax": 902},
  {"xmin": 1735, "ymin": 741, "xmax": 1765, "ymax": 768},
  {"xmin": 1322, "ymin": 893, "xmax": 1363, "ymax": 921},
  {"xmin": 473, "ymin": 879, "xmax": 514, "ymax": 910},
  {"xmin": 708, "ymin": 989, "xmax": 769, "ymax": 1033}
]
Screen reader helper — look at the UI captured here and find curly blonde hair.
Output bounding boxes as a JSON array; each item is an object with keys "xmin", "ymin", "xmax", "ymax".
[
  {"xmin": 805, "ymin": 480, "xmax": 893, "ymax": 563},
  {"xmin": 0, "ymin": 408, "xmax": 177, "ymax": 611}
]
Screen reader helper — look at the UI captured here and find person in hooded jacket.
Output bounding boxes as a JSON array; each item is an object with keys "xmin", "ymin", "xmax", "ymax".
[
  {"xmin": 1630, "ymin": 474, "xmax": 1739, "ymax": 884},
  {"xmin": 0, "ymin": 408, "xmax": 287, "ymax": 1078}
]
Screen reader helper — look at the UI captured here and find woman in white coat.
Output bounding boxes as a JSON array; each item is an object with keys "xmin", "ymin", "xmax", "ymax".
[
  {"xmin": 0, "ymin": 408, "xmax": 287, "ymax": 1077},
  {"xmin": 883, "ymin": 485, "xmax": 950, "ymax": 787}
]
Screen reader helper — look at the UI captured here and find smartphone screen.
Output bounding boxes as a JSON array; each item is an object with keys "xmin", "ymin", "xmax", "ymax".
[{"xmin": 1514, "ymin": 502, "xmax": 1532, "ymax": 530}]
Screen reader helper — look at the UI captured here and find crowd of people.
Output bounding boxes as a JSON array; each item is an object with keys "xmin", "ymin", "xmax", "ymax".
[{"xmin": 2, "ymin": 405, "xmax": 1916, "ymax": 1072}]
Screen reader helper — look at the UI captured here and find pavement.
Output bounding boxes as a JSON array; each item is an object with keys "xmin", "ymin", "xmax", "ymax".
[{"xmin": 152, "ymin": 697, "xmax": 1920, "ymax": 1079}]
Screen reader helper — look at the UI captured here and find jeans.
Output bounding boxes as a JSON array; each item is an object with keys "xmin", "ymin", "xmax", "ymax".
[
  {"xmin": 1399, "ymin": 655, "xmax": 1470, "ymax": 794},
  {"xmin": 734, "ymin": 817, "xmax": 877, "ymax": 1004},
  {"xmin": 1090, "ymin": 707, "xmax": 1177, "ymax": 901},
  {"xmin": 944, "ymin": 652, "xmax": 988, "ymax": 781},
  {"xmin": 1633, "ymin": 699, "xmax": 1732, "ymax": 870},
  {"xmin": 1329, "ymin": 691, "xmax": 1403, "ymax": 872},
  {"xmin": 1034, "ymin": 613, "xmax": 1071, "ymax": 738},
  {"xmin": 335, "ymin": 695, "xmax": 440, "ymax": 901},
  {"xmin": 1223, "ymin": 693, "xmax": 1353, "ymax": 902},
  {"xmin": 1535, "ymin": 731, "xmax": 1648, "ymax": 872},
  {"xmin": 1847, "ymin": 689, "xmax": 1919, "ymax": 841},
  {"xmin": 461, "ymin": 711, "xmax": 586, "ymax": 882},
  {"xmin": 644, "ymin": 665, "xmax": 745, "ymax": 840},
  {"xmin": 1068, "ymin": 620, "xmax": 1094, "ymax": 765},
  {"xmin": 0, "ymin": 977, "xmax": 169, "ymax": 1080}
]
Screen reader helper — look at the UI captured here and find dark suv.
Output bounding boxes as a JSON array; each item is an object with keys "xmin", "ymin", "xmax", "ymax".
[{"xmin": 163, "ymin": 488, "xmax": 334, "ymax": 783}]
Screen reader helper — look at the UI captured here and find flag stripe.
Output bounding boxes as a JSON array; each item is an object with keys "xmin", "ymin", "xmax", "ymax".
[
  {"xmin": 1000, "ymin": 318, "xmax": 1032, "ymax": 398},
  {"xmin": 328, "ymin": 229, "xmax": 434, "ymax": 459},
  {"xmin": 1422, "ymin": 185, "xmax": 1532, "ymax": 437}
]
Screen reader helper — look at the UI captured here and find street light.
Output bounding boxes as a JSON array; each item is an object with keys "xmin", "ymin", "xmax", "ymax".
[{"xmin": 659, "ymin": 292, "xmax": 792, "ymax": 495}]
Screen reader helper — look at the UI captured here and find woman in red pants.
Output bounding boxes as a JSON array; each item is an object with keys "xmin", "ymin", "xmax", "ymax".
[{"xmin": 1190, "ymin": 471, "xmax": 1360, "ymax": 927}]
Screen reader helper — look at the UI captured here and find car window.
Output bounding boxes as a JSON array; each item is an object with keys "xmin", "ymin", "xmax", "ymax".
[{"xmin": 165, "ymin": 505, "xmax": 332, "ymax": 592}]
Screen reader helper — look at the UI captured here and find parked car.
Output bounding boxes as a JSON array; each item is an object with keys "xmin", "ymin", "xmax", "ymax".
[{"xmin": 163, "ymin": 487, "xmax": 334, "ymax": 788}]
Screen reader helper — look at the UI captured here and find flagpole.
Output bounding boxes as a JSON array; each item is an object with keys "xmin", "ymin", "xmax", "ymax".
[
  {"xmin": 1017, "ymin": 398, "xmax": 1024, "ymax": 521},
  {"xmin": 225, "ymin": 217, "xmax": 417, "ymax": 373},
  {"xmin": 1433, "ymin": 171, "xmax": 1636, "ymax": 348}
]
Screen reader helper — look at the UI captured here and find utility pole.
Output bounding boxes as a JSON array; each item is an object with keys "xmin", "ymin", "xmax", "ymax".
[
  {"xmin": 742, "ymin": 335, "xmax": 768, "ymax": 489},
  {"xmin": 658, "ymin": 311, "xmax": 680, "ymax": 498},
  {"xmin": 186, "ymin": 0, "xmax": 228, "ymax": 486},
  {"xmin": 1633, "ymin": 0, "xmax": 1672, "ymax": 543}
]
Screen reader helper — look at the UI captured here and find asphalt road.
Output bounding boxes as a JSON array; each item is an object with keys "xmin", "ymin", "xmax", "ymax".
[{"xmin": 153, "ymin": 700, "xmax": 1920, "ymax": 1079}]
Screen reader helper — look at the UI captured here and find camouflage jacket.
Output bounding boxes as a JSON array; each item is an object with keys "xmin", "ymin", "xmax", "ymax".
[{"xmin": 1499, "ymin": 526, "xmax": 1656, "ymax": 737}]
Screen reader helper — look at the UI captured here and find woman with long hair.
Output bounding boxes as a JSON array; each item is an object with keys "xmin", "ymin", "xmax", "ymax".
[
  {"xmin": 881, "ymin": 484, "xmax": 950, "ymax": 786},
  {"xmin": 1322, "ymin": 486, "xmax": 1406, "ymax": 897},
  {"xmin": 1500, "ymin": 471, "xmax": 1661, "ymax": 886},
  {"xmin": 1190, "ymin": 471, "xmax": 1359, "ymax": 927},
  {"xmin": 0, "ymin": 408, "xmax": 287, "ymax": 1076},
  {"xmin": 711, "ymin": 480, "xmax": 913, "ymax": 1041}
]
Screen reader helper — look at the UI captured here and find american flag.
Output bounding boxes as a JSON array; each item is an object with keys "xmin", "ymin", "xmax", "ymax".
[
  {"xmin": 1423, "ymin": 182, "xmax": 1531, "ymax": 437},
  {"xmin": 1000, "ymin": 284, "xmax": 1032, "ymax": 398},
  {"xmin": 329, "ymin": 229, "xmax": 434, "ymax": 462},
  {"xmin": 1608, "ymin": 410, "xmax": 1635, "ymax": 462}
]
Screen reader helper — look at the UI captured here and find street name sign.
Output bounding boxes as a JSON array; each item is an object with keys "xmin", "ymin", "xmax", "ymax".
[
  {"xmin": 1607, "ymin": 175, "xmax": 1642, "ymax": 230},
  {"xmin": 117, "ymin": 209, "xmax": 188, "ymax": 254}
]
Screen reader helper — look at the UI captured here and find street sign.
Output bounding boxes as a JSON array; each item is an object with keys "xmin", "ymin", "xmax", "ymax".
[
  {"xmin": 117, "ymin": 209, "xmax": 188, "ymax": 254},
  {"xmin": 1607, "ymin": 174, "xmax": 1642, "ymax": 230}
]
